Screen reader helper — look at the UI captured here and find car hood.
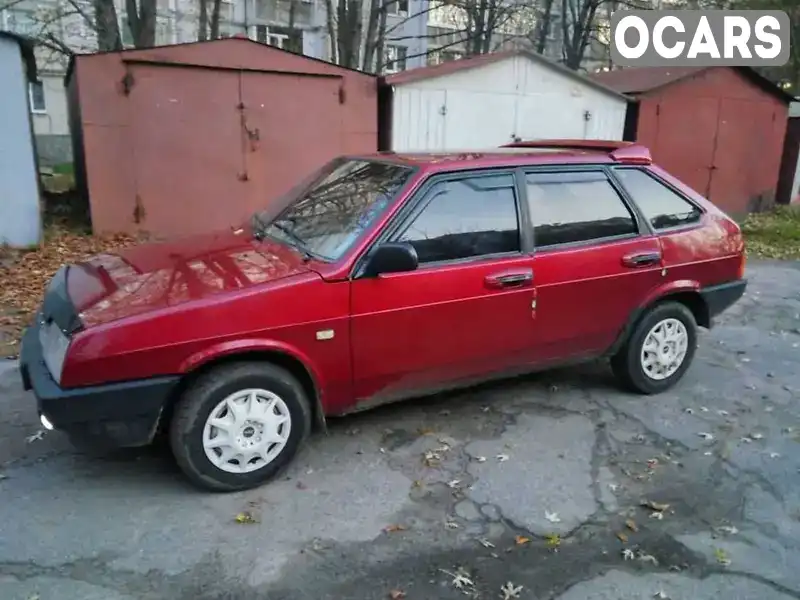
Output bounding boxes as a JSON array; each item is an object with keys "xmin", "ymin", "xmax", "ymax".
[{"xmin": 67, "ymin": 227, "xmax": 313, "ymax": 328}]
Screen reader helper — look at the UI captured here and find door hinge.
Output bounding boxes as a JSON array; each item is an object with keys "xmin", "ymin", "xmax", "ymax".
[
  {"xmin": 439, "ymin": 105, "xmax": 447, "ymax": 116},
  {"xmin": 656, "ymin": 104, "xmax": 660, "ymax": 116}
]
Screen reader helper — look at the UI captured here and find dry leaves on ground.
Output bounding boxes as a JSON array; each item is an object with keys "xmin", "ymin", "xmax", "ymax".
[{"xmin": 0, "ymin": 223, "xmax": 143, "ymax": 358}]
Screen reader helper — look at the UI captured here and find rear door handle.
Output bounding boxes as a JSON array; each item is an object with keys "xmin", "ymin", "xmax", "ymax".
[
  {"xmin": 484, "ymin": 268, "xmax": 534, "ymax": 289},
  {"xmin": 622, "ymin": 252, "xmax": 662, "ymax": 268}
]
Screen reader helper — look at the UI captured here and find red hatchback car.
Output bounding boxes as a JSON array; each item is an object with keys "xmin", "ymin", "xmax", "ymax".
[{"xmin": 20, "ymin": 141, "xmax": 746, "ymax": 491}]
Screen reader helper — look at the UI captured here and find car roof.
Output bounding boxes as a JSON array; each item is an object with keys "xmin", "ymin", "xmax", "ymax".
[{"xmin": 352, "ymin": 140, "xmax": 652, "ymax": 172}]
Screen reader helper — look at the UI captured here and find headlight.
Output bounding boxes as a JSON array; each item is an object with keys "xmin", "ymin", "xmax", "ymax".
[{"xmin": 39, "ymin": 320, "xmax": 71, "ymax": 384}]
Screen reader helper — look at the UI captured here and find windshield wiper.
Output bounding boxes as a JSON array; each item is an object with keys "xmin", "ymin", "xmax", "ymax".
[{"xmin": 266, "ymin": 222, "xmax": 318, "ymax": 262}]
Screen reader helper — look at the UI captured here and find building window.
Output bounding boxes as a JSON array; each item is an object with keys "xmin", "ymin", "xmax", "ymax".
[
  {"xmin": 251, "ymin": 24, "xmax": 289, "ymax": 49},
  {"xmin": 387, "ymin": 0, "xmax": 409, "ymax": 14},
  {"xmin": 383, "ymin": 45, "xmax": 407, "ymax": 73},
  {"xmin": 29, "ymin": 81, "xmax": 46, "ymax": 113}
]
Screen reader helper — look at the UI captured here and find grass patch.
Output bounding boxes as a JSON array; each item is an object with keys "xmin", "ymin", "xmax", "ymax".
[{"xmin": 741, "ymin": 205, "xmax": 800, "ymax": 260}]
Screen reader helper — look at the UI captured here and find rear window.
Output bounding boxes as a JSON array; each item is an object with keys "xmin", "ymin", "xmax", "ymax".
[{"xmin": 614, "ymin": 168, "xmax": 702, "ymax": 230}]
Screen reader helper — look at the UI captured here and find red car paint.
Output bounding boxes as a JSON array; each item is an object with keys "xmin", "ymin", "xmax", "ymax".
[{"xmin": 57, "ymin": 144, "xmax": 745, "ymax": 418}]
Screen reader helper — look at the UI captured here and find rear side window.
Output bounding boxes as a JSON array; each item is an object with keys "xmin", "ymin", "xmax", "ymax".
[
  {"xmin": 525, "ymin": 171, "xmax": 638, "ymax": 249},
  {"xmin": 395, "ymin": 174, "xmax": 520, "ymax": 264},
  {"xmin": 614, "ymin": 168, "xmax": 702, "ymax": 230}
]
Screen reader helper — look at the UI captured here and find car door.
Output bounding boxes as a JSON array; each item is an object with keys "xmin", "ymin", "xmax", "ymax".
[
  {"xmin": 349, "ymin": 171, "xmax": 536, "ymax": 406},
  {"xmin": 523, "ymin": 168, "xmax": 665, "ymax": 360}
]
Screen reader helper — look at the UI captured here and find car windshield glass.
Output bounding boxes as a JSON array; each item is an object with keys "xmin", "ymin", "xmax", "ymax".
[{"xmin": 255, "ymin": 158, "xmax": 414, "ymax": 261}]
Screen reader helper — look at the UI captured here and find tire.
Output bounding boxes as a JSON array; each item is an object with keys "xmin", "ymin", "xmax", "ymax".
[
  {"xmin": 610, "ymin": 301, "xmax": 698, "ymax": 395},
  {"xmin": 169, "ymin": 361, "xmax": 312, "ymax": 492}
]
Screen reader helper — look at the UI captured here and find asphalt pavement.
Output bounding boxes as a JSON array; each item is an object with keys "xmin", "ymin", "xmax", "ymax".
[{"xmin": 0, "ymin": 259, "xmax": 799, "ymax": 600}]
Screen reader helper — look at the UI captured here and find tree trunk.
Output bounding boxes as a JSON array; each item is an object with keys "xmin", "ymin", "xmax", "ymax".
[
  {"xmin": 210, "ymin": 0, "xmax": 222, "ymax": 38},
  {"xmin": 198, "ymin": 0, "xmax": 208, "ymax": 41},
  {"xmin": 535, "ymin": 0, "xmax": 554, "ymax": 54},
  {"xmin": 93, "ymin": 0, "xmax": 122, "ymax": 51},
  {"xmin": 126, "ymin": 0, "xmax": 157, "ymax": 48},
  {"xmin": 324, "ymin": 0, "xmax": 338, "ymax": 63}
]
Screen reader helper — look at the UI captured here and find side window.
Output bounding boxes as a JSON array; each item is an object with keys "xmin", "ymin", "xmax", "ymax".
[
  {"xmin": 614, "ymin": 168, "xmax": 702, "ymax": 230},
  {"xmin": 396, "ymin": 174, "xmax": 520, "ymax": 264},
  {"xmin": 525, "ymin": 171, "xmax": 638, "ymax": 249}
]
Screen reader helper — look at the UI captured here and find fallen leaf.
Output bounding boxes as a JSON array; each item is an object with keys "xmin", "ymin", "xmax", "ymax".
[
  {"xmin": 383, "ymin": 524, "xmax": 407, "ymax": 533},
  {"xmin": 445, "ymin": 519, "xmax": 459, "ymax": 529},
  {"xmin": 750, "ymin": 432, "xmax": 764, "ymax": 440},
  {"xmin": 698, "ymin": 432, "xmax": 715, "ymax": 441},
  {"xmin": 412, "ymin": 480, "xmax": 423, "ymax": 488},
  {"xmin": 496, "ymin": 454, "xmax": 509, "ymax": 462},
  {"xmin": 649, "ymin": 511, "xmax": 664, "ymax": 520},
  {"xmin": 700, "ymin": 406, "xmax": 709, "ymax": 412},
  {"xmin": 616, "ymin": 532, "xmax": 629, "ymax": 543},
  {"xmin": 478, "ymin": 538, "xmax": 495, "ymax": 548},
  {"xmin": 418, "ymin": 427, "xmax": 436, "ymax": 436},
  {"xmin": 26, "ymin": 430, "xmax": 45, "ymax": 443},
  {"xmin": 500, "ymin": 581, "xmax": 523, "ymax": 599},
  {"xmin": 684, "ymin": 408, "xmax": 694, "ymax": 414},
  {"xmin": 515, "ymin": 535, "xmax": 531, "ymax": 545},
  {"xmin": 475, "ymin": 456, "xmax": 487, "ymax": 463},
  {"xmin": 545, "ymin": 533, "xmax": 560, "ymax": 548},
  {"xmin": 622, "ymin": 548, "xmax": 635, "ymax": 560},
  {"xmin": 625, "ymin": 519, "xmax": 639, "ymax": 532},
  {"xmin": 714, "ymin": 547, "xmax": 731, "ymax": 566},
  {"xmin": 0, "ymin": 473, "xmax": 8, "ymax": 481},
  {"xmin": 389, "ymin": 590, "xmax": 406, "ymax": 599},
  {"xmin": 642, "ymin": 500, "xmax": 670, "ymax": 512},
  {"xmin": 234, "ymin": 511, "xmax": 258, "ymax": 524},
  {"xmin": 440, "ymin": 568, "xmax": 474, "ymax": 591},
  {"xmin": 638, "ymin": 551, "xmax": 659, "ymax": 566},
  {"xmin": 545, "ymin": 511, "xmax": 561, "ymax": 523},
  {"xmin": 715, "ymin": 525, "xmax": 739, "ymax": 535},
  {"xmin": 654, "ymin": 590, "xmax": 669, "ymax": 599},
  {"xmin": 447, "ymin": 479, "xmax": 461, "ymax": 489},
  {"xmin": 769, "ymin": 452, "xmax": 781, "ymax": 458}
]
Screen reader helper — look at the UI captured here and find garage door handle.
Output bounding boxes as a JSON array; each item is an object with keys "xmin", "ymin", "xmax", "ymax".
[
  {"xmin": 485, "ymin": 269, "xmax": 534, "ymax": 289},
  {"xmin": 622, "ymin": 252, "xmax": 661, "ymax": 268}
]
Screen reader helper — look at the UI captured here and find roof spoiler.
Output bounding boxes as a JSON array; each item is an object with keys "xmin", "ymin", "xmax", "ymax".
[{"xmin": 501, "ymin": 139, "xmax": 652, "ymax": 165}]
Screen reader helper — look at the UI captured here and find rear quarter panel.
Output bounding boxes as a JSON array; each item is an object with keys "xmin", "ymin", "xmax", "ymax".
[
  {"xmin": 62, "ymin": 273, "xmax": 353, "ymax": 412},
  {"xmin": 647, "ymin": 166, "xmax": 745, "ymax": 289}
]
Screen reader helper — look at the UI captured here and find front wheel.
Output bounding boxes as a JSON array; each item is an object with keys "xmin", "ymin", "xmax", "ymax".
[
  {"xmin": 169, "ymin": 362, "xmax": 312, "ymax": 492},
  {"xmin": 611, "ymin": 301, "xmax": 698, "ymax": 395}
]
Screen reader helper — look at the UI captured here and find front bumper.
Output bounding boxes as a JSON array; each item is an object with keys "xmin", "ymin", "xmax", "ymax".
[{"xmin": 19, "ymin": 320, "xmax": 179, "ymax": 448}]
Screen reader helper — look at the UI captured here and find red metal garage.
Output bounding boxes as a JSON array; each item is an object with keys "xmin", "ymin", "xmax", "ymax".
[
  {"xmin": 66, "ymin": 37, "xmax": 379, "ymax": 238},
  {"xmin": 591, "ymin": 66, "xmax": 794, "ymax": 216}
]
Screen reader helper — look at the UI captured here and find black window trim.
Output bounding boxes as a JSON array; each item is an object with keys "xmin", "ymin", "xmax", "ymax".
[
  {"xmin": 351, "ymin": 167, "xmax": 529, "ymax": 278},
  {"xmin": 520, "ymin": 164, "xmax": 647, "ymax": 254},
  {"xmin": 608, "ymin": 166, "xmax": 706, "ymax": 235}
]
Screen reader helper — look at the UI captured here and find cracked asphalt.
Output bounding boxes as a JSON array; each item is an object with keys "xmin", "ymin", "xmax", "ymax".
[{"xmin": 1, "ymin": 258, "xmax": 799, "ymax": 600}]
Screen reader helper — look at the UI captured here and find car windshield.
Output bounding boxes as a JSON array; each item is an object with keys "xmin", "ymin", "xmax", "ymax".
[{"xmin": 254, "ymin": 158, "xmax": 415, "ymax": 262}]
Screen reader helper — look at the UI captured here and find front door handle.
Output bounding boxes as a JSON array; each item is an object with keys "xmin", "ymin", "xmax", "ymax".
[
  {"xmin": 622, "ymin": 252, "xmax": 662, "ymax": 268},
  {"xmin": 484, "ymin": 268, "xmax": 534, "ymax": 289}
]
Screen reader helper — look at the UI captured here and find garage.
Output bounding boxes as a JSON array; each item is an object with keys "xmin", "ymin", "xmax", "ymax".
[
  {"xmin": 66, "ymin": 37, "xmax": 379, "ymax": 238},
  {"xmin": 592, "ymin": 66, "xmax": 794, "ymax": 216},
  {"xmin": 379, "ymin": 49, "xmax": 629, "ymax": 152}
]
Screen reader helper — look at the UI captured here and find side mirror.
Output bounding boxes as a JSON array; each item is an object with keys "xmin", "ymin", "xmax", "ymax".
[{"xmin": 362, "ymin": 242, "xmax": 418, "ymax": 278}]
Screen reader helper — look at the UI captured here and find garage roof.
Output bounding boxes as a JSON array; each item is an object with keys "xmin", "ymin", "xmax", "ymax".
[
  {"xmin": 384, "ymin": 49, "xmax": 630, "ymax": 101},
  {"xmin": 590, "ymin": 66, "xmax": 795, "ymax": 104}
]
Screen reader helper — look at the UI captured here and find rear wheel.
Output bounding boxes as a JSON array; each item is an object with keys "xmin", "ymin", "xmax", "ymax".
[
  {"xmin": 169, "ymin": 362, "xmax": 312, "ymax": 492},
  {"xmin": 611, "ymin": 301, "xmax": 698, "ymax": 395}
]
